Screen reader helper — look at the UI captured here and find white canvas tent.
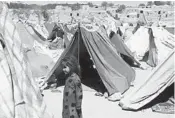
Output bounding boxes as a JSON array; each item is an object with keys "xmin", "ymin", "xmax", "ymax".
[
  {"xmin": 125, "ymin": 26, "xmax": 174, "ymax": 65},
  {"xmin": 119, "ymin": 50, "xmax": 174, "ymax": 110}
]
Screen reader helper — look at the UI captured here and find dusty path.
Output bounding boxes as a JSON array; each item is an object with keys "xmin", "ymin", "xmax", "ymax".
[{"xmin": 43, "ymin": 88, "xmax": 173, "ymax": 118}]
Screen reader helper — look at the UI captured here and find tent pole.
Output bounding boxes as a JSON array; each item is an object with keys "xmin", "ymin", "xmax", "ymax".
[{"xmin": 78, "ymin": 22, "xmax": 80, "ymax": 66}]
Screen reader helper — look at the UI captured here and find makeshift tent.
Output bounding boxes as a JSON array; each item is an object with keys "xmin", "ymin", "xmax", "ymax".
[
  {"xmin": 125, "ymin": 26, "xmax": 174, "ymax": 67},
  {"xmin": 46, "ymin": 25, "xmax": 135, "ymax": 95},
  {"xmin": 0, "ymin": 3, "xmax": 52, "ymax": 117},
  {"xmin": 119, "ymin": 50, "xmax": 175, "ymax": 110},
  {"xmin": 110, "ymin": 33, "xmax": 140, "ymax": 67}
]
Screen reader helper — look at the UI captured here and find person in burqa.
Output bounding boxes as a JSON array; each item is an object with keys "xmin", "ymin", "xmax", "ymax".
[{"xmin": 62, "ymin": 56, "xmax": 83, "ymax": 118}]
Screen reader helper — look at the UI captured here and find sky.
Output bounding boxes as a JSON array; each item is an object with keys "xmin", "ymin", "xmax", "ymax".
[{"xmin": 12, "ymin": 1, "xmax": 148, "ymax": 7}]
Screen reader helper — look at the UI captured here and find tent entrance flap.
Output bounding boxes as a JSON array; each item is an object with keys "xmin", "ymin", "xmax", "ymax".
[{"xmin": 79, "ymin": 36, "xmax": 107, "ymax": 93}]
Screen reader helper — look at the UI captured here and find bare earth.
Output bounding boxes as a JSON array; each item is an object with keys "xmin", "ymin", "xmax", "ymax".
[{"xmin": 43, "ymin": 69, "xmax": 174, "ymax": 118}]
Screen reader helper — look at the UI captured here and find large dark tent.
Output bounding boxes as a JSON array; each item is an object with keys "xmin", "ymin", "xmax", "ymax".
[{"xmin": 46, "ymin": 26, "xmax": 136, "ymax": 95}]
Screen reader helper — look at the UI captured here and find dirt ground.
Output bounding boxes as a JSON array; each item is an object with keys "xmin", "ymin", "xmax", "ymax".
[{"xmin": 43, "ymin": 69, "xmax": 174, "ymax": 118}]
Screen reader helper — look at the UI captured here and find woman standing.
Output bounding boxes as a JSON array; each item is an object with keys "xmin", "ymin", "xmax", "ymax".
[{"xmin": 61, "ymin": 56, "xmax": 83, "ymax": 118}]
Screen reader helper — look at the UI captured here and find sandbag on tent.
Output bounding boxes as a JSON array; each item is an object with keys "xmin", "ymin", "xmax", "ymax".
[
  {"xmin": 0, "ymin": 3, "xmax": 52, "ymax": 117},
  {"xmin": 119, "ymin": 50, "xmax": 175, "ymax": 110},
  {"xmin": 46, "ymin": 25, "xmax": 135, "ymax": 95}
]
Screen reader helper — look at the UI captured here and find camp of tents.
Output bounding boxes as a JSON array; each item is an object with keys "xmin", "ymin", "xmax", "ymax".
[
  {"xmin": 0, "ymin": 2, "xmax": 174, "ymax": 118},
  {"xmin": 44, "ymin": 10, "xmax": 174, "ymax": 112}
]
